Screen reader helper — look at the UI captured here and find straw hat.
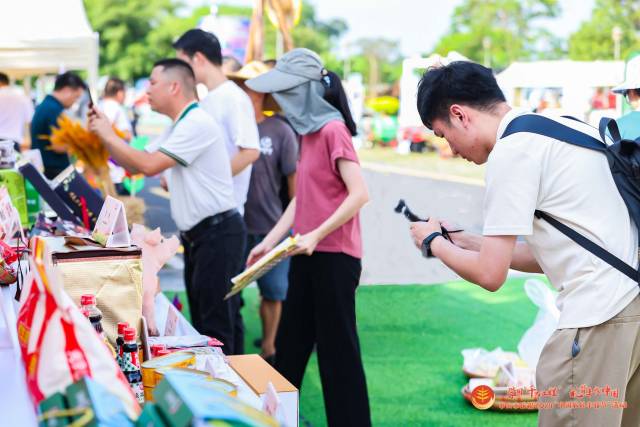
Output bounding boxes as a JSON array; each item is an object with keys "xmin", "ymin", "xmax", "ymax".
[{"xmin": 227, "ymin": 61, "xmax": 280, "ymax": 111}]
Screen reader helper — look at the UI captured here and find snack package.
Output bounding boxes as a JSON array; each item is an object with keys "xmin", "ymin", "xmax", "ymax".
[{"xmin": 16, "ymin": 237, "xmax": 140, "ymax": 419}]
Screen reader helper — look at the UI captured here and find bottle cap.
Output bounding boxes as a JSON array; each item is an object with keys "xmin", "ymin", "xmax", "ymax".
[
  {"xmin": 117, "ymin": 322, "xmax": 129, "ymax": 335},
  {"xmin": 124, "ymin": 327, "xmax": 136, "ymax": 342},
  {"xmin": 80, "ymin": 294, "xmax": 96, "ymax": 306}
]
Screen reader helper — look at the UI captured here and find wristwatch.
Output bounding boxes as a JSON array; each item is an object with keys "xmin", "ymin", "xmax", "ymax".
[{"xmin": 421, "ymin": 232, "xmax": 443, "ymax": 258}]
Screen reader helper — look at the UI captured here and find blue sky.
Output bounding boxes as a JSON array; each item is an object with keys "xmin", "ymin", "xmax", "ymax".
[{"xmin": 184, "ymin": 0, "xmax": 595, "ymax": 56}]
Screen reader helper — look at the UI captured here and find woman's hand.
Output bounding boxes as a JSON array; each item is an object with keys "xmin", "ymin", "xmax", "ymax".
[
  {"xmin": 246, "ymin": 241, "xmax": 274, "ymax": 267},
  {"xmin": 290, "ymin": 231, "xmax": 321, "ymax": 256}
]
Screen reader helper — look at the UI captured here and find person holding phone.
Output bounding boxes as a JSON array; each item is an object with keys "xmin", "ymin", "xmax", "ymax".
[{"xmin": 246, "ymin": 48, "xmax": 371, "ymax": 427}]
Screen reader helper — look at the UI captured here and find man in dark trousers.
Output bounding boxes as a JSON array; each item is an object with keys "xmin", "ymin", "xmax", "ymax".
[{"xmin": 89, "ymin": 59, "xmax": 246, "ymax": 354}]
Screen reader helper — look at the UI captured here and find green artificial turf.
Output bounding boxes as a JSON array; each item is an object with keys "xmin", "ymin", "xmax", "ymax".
[{"xmin": 166, "ymin": 277, "xmax": 543, "ymax": 426}]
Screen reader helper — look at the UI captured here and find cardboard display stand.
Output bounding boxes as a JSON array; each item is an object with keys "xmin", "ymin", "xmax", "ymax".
[{"xmin": 228, "ymin": 354, "xmax": 299, "ymax": 427}]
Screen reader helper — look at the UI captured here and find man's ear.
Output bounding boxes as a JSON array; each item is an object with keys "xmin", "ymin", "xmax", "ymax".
[
  {"xmin": 169, "ymin": 81, "xmax": 181, "ymax": 97},
  {"xmin": 449, "ymin": 104, "xmax": 468, "ymax": 127}
]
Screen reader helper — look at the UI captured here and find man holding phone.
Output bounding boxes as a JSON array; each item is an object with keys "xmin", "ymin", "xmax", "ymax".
[
  {"xmin": 88, "ymin": 58, "xmax": 246, "ymax": 354},
  {"xmin": 409, "ymin": 61, "xmax": 640, "ymax": 427}
]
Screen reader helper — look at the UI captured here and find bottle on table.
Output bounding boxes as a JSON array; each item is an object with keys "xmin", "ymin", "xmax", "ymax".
[
  {"xmin": 116, "ymin": 322, "xmax": 129, "ymax": 369},
  {"xmin": 80, "ymin": 294, "xmax": 105, "ymax": 338},
  {"xmin": 122, "ymin": 327, "xmax": 144, "ymax": 404},
  {"xmin": 80, "ymin": 294, "xmax": 116, "ymax": 357}
]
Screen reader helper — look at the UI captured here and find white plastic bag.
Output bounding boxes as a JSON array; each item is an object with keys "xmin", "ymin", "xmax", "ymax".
[{"xmin": 517, "ymin": 279, "xmax": 560, "ymax": 369}]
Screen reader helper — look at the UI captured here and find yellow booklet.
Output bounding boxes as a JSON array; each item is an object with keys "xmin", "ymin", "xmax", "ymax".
[{"xmin": 225, "ymin": 235, "xmax": 299, "ymax": 300}]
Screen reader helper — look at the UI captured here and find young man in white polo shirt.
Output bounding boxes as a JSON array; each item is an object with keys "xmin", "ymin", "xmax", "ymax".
[
  {"xmin": 89, "ymin": 58, "xmax": 246, "ymax": 355},
  {"xmin": 409, "ymin": 62, "xmax": 640, "ymax": 427},
  {"xmin": 173, "ymin": 29, "xmax": 260, "ymax": 215}
]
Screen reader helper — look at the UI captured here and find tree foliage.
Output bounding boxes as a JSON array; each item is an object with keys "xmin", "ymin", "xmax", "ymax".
[
  {"xmin": 568, "ymin": 0, "xmax": 640, "ymax": 60},
  {"xmin": 433, "ymin": 0, "xmax": 562, "ymax": 70},
  {"xmin": 84, "ymin": 0, "xmax": 208, "ymax": 80}
]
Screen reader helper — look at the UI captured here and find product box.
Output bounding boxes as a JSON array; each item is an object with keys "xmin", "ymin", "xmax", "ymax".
[
  {"xmin": 228, "ymin": 354, "xmax": 298, "ymax": 426},
  {"xmin": 135, "ymin": 402, "xmax": 169, "ymax": 427},
  {"xmin": 65, "ymin": 376, "xmax": 134, "ymax": 427},
  {"xmin": 154, "ymin": 372, "xmax": 277, "ymax": 427},
  {"xmin": 18, "ymin": 161, "xmax": 79, "ymax": 224},
  {"xmin": 52, "ymin": 166, "xmax": 104, "ymax": 229},
  {"xmin": 38, "ymin": 391, "xmax": 70, "ymax": 427}
]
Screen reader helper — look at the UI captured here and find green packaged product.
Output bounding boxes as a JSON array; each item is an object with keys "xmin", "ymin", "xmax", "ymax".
[
  {"xmin": 154, "ymin": 372, "xmax": 277, "ymax": 427},
  {"xmin": 136, "ymin": 403, "xmax": 169, "ymax": 427},
  {"xmin": 0, "ymin": 169, "xmax": 28, "ymax": 225},
  {"xmin": 38, "ymin": 391, "xmax": 70, "ymax": 427}
]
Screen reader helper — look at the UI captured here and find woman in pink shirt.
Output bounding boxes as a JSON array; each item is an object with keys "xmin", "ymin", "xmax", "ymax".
[{"xmin": 246, "ymin": 49, "xmax": 371, "ymax": 426}]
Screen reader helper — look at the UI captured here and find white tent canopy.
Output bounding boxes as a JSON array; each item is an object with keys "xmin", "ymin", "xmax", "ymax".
[
  {"xmin": 0, "ymin": 0, "xmax": 99, "ymax": 91},
  {"xmin": 497, "ymin": 60, "xmax": 625, "ymax": 90},
  {"xmin": 497, "ymin": 60, "xmax": 625, "ymax": 119}
]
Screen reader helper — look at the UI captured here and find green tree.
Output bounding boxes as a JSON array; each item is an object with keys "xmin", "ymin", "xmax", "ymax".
[
  {"xmin": 568, "ymin": 0, "xmax": 640, "ymax": 60},
  {"xmin": 348, "ymin": 38, "xmax": 402, "ymax": 96},
  {"xmin": 433, "ymin": 0, "xmax": 562, "ymax": 70}
]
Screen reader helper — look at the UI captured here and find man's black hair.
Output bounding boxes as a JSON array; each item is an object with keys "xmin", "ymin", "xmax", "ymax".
[
  {"xmin": 104, "ymin": 77, "xmax": 126, "ymax": 97},
  {"xmin": 54, "ymin": 71, "xmax": 86, "ymax": 91},
  {"xmin": 173, "ymin": 29, "xmax": 222, "ymax": 66},
  {"xmin": 0, "ymin": 73, "xmax": 8, "ymax": 85},
  {"xmin": 153, "ymin": 58, "xmax": 196, "ymax": 93},
  {"xmin": 416, "ymin": 61, "xmax": 505, "ymax": 129},
  {"xmin": 323, "ymin": 70, "xmax": 357, "ymax": 136}
]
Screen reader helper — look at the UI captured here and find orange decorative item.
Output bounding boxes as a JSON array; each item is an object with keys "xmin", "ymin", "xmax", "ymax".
[{"xmin": 44, "ymin": 115, "xmax": 125, "ymax": 196}]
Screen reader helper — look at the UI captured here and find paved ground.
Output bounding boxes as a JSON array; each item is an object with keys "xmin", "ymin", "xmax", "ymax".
[
  {"xmin": 359, "ymin": 168, "xmax": 485, "ymax": 284},
  {"xmin": 147, "ymin": 164, "xmax": 487, "ymax": 291}
]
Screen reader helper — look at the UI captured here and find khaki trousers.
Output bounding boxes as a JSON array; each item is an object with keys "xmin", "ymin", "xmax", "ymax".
[{"xmin": 537, "ymin": 295, "xmax": 640, "ymax": 427}]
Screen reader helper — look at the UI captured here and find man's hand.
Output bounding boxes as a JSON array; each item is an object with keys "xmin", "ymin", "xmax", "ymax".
[
  {"xmin": 409, "ymin": 217, "xmax": 442, "ymax": 250},
  {"xmin": 87, "ymin": 107, "xmax": 117, "ymax": 143}
]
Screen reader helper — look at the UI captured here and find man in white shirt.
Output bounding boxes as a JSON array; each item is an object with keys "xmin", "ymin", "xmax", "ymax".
[
  {"xmin": 89, "ymin": 58, "xmax": 246, "ymax": 355},
  {"xmin": 0, "ymin": 72, "xmax": 34, "ymax": 150},
  {"xmin": 173, "ymin": 29, "xmax": 260, "ymax": 215},
  {"xmin": 409, "ymin": 62, "xmax": 640, "ymax": 427}
]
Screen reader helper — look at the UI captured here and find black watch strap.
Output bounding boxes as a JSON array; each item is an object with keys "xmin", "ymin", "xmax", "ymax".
[{"xmin": 421, "ymin": 232, "xmax": 443, "ymax": 258}]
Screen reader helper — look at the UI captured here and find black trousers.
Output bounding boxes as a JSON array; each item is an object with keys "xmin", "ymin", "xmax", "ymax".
[
  {"xmin": 275, "ymin": 252, "xmax": 371, "ymax": 427},
  {"xmin": 181, "ymin": 213, "xmax": 246, "ymax": 355}
]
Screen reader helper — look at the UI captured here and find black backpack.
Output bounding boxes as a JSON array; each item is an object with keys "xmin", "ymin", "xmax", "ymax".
[{"xmin": 501, "ymin": 114, "xmax": 640, "ymax": 284}]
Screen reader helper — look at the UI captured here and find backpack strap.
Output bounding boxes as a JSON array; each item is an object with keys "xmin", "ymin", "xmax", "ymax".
[
  {"xmin": 501, "ymin": 114, "xmax": 606, "ymax": 152},
  {"xmin": 599, "ymin": 117, "xmax": 621, "ymax": 144},
  {"xmin": 500, "ymin": 114, "xmax": 639, "ymax": 284},
  {"xmin": 534, "ymin": 210, "xmax": 639, "ymax": 283}
]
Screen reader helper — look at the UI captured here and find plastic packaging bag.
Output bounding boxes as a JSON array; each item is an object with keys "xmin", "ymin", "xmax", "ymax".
[
  {"xmin": 16, "ymin": 237, "xmax": 140, "ymax": 419},
  {"xmin": 517, "ymin": 279, "xmax": 560, "ymax": 369}
]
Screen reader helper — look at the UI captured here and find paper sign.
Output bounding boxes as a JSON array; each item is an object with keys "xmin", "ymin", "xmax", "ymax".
[
  {"xmin": 164, "ymin": 305, "xmax": 178, "ymax": 336},
  {"xmin": 91, "ymin": 196, "xmax": 130, "ymax": 247},
  {"xmin": 262, "ymin": 382, "xmax": 280, "ymax": 417},
  {"xmin": 0, "ymin": 186, "xmax": 23, "ymax": 241}
]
